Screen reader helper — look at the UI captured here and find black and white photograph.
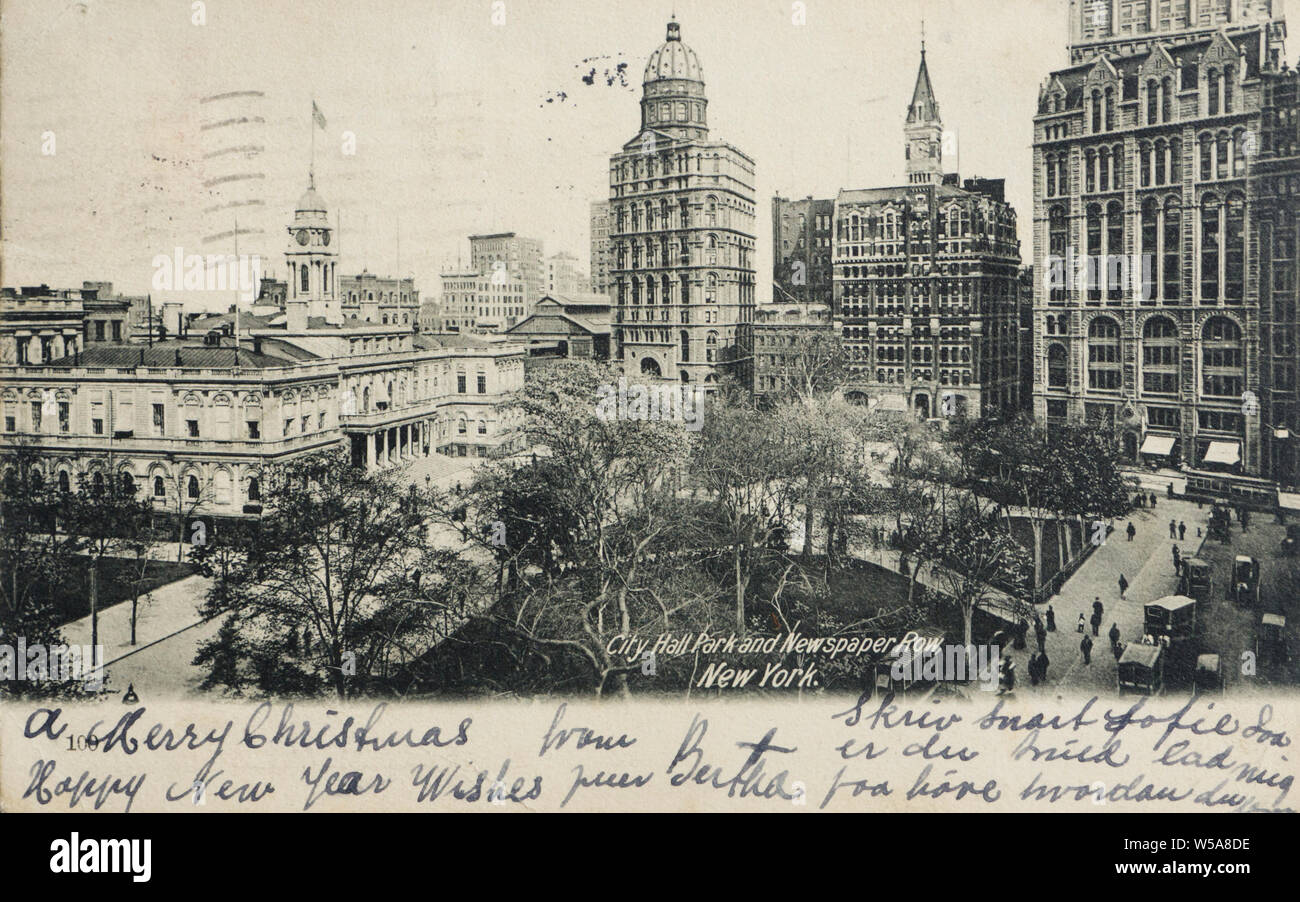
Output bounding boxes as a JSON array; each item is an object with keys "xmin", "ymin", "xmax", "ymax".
[{"xmin": 0, "ymin": 0, "xmax": 1295, "ymax": 857}]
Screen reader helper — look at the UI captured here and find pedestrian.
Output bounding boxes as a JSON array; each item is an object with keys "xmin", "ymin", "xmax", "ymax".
[
  {"xmin": 1166, "ymin": 482, "xmax": 1174, "ymax": 499},
  {"xmin": 1150, "ymin": 492, "xmax": 1158, "ymax": 507},
  {"xmin": 1034, "ymin": 617, "xmax": 1047, "ymax": 652},
  {"xmin": 1015, "ymin": 618, "xmax": 1028, "ymax": 650},
  {"xmin": 1118, "ymin": 573, "xmax": 1128, "ymax": 598},
  {"xmin": 1090, "ymin": 609, "xmax": 1102, "ymax": 637},
  {"xmin": 1028, "ymin": 653, "xmax": 1041, "ymax": 686},
  {"xmin": 1077, "ymin": 612, "xmax": 1086, "ymax": 633},
  {"xmin": 1179, "ymin": 521, "xmax": 1186, "ymax": 540},
  {"xmin": 1173, "ymin": 546, "xmax": 1182, "ymax": 575},
  {"xmin": 1093, "ymin": 597, "xmax": 1104, "ymax": 618},
  {"xmin": 1108, "ymin": 622, "xmax": 1121, "ymax": 647},
  {"xmin": 1046, "ymin": 605, "xmax": 1057, "ymax": 632},
  {"xmin": 1126, "ymin": 521, "xmax": 1136, "ymax": 542},
  {"xmin": 1113, "ymin": 640, "xmax": 1125, "ymax": 661},
  {"xmin": 1039, "ymin": 650, "xmax": 1050, "ymax": 683},
  {"xmin": 1081, "ymin": 633, "xmax": 1093, "ymax": 665},
  {"xmin": 1242, "ymin": 509, "xmax": 1250, "ymax": 533},
  {"xmin": 1169, "ymin": 519, "xmax": 1177, "ymax": 539}
]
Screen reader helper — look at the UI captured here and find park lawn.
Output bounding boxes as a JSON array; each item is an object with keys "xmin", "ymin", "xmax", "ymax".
[{"xmin": 40, "ymin": 556, "xmax": 199, "ymax": 628}]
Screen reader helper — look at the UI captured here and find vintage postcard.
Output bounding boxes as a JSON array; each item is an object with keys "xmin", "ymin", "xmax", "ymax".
[{"xmin": 0, "ymin": 0, "xmax": 1296, "ymax": 872}]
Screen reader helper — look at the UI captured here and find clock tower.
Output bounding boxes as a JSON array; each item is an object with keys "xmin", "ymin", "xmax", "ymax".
[
  {"xmin": 904, "ymin": 44, "xmax": 944, "ymax": 186},
  {"xmin": 284, "ymin": 173, "xmax": 341, "ymax": 328}
]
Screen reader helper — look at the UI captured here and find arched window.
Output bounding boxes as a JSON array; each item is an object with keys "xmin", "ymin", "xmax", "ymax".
[
  {"xmin": 300, "ymin": 264, "xmax": 309, "ymax": 293},
  {"xmin": 92, "ymin": 471, "xmax": 105, "ymax": 495},
  {"xmin": 1141, "ymin": 317, "xmax": 1179, "ymax": 394},
  {"xmin": 1048, "ymin": 344, "xmax": 1068, "ymax": 388},
  {"xmin": 1113, "ymin": 144, "xmax": 1124, "ymax": 189},
  {"xmin": 680, "ymin": 330, "xmax": 690, "ymax": 362},
  {"xmin": 1200, "ymin": 134, "xmax": 1213, "ymax": 180},
  {"xmin": 119, "ymin": 471, "xmax": 134, "ymax": 494},
  {"xmin": 1046, "ymin": 154, "xmax": 1057, "ymax": 197},
  {"xmin": 706, "ymin": 272, "xmax": 717, "ymax": 303},
  {"xmin": 247, "ymin": 476, "xmax": 261, "ymax": 502},
  {"xmin": 1201, "ymin": 316, "xmax": 1243, "ymax": 397},
  {"xmin": 1091, "ymin": 89, "xmax": 1102, "ymax": 132},
  {"xmin": 1087, "ymin": 317, "xmax": 1121, "ymax": 390},
  {"xmin": 1162, "ymin": 76, "xmax": 1172, "ymax": 122},
  {"xmin": 1147, "ymin": 79, "xmax": 1159, "ymax": 125},
  {"xmin": 705, "ymin": 331, "xmax": 719, "ymax": 363},
  {"xmin": 187, "ymin": 474, "xmax": 200, "ymax": 500},
  {"xmin": 58, "ymin": 470, "xmax": 70, "ymax": 494},
  {"xmin": 153, "ymin": 476, "xmax": 165, "ymax": 499},
  {"xmin": 1208, "ymin": 68, "xmax": 1219, "ymax": 116}
]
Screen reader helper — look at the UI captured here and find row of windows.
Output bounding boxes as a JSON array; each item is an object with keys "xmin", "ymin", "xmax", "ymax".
[{"xmin": 1046, "ymin": 315, "xmax": 1244, "ymax": 396}]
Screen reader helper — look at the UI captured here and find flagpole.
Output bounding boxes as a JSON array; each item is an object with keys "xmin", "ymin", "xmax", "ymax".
[
  {"xmin": 233, "ymin": 216, "xmax": 241, "ymax": 364},
  {"xmin": 310, "ymin": 100, "xmax": 315, "ymax": 185}
]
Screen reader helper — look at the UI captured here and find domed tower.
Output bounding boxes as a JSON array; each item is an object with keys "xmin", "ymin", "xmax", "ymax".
[
  {"xmin": 640, "ymin": 18, "xmax": 708, "ymax": 140},
  {"xmin": 284, "ymin": 174, "xmax": 340, "ymax": 328}
]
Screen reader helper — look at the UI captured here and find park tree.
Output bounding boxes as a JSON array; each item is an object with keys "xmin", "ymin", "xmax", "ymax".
[
  {"xmin": 193, "ymin": 448, "xmax": 451, "ymax": 698},
  {"xmin": 927, "ymin": 492, "xmax": 1034, "ymax": 673},
  {"xmin": 952, "ymin": 417, "xmax": 1058, "ymax": 597},
  {"xmin": 439, "ymin": 360, "xmax": 720, "ymax": 696},
  {"xmin": 691, "ymin": 388, "xmax": 802, "ymax": 631},
  {"xmin": 1051, "ymin": 424, "xmax": 1135, "ymax": 553},
  {"xmin": 0, "ymin": 450, "xmax": 78, "ymax": 696},
  {"xmin": 773, "ymin": 330, "xmax": 849, "ymax": 402},
  {"xmin": 64, "ymin": 469, "xmax": 157, "ymax": 649}
]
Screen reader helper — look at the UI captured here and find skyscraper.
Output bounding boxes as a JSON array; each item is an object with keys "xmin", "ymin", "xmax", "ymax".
[
  {"xmin": 1032, "ymin": 4, "xmax": 1295, "ymax": 479},
  {"xmin": 833, "ymin": 48, "xmax": 1024, "ymax": 419},
  {"xmin": 608, "ymin": 18, "xmax": 757, "ymax": 388}
]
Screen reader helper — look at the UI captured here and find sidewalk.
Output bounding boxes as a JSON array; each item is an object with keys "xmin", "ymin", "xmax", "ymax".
[{"xmin": 1024, "ymin": 497, "xmax": 1208, "ymax": 695}]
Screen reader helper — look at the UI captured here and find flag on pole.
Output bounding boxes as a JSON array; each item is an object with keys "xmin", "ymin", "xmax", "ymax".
[{"xmin": 312, "ymin": 100, "xmax": 327, "ymax": 130}]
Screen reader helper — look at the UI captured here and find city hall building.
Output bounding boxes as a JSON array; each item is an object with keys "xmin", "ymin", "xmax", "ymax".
[
  {"xmin": 1031, "ymin": 1, "xmax": 1296, "ymax": 482},
  {"xmin": 0, "ymin": 177, "xmax": 524, "ymax": 526}
]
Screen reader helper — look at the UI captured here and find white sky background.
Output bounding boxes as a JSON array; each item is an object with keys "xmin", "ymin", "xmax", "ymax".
[{"xmin": 1, "ymin": 0, "xmax": 1077, "ymax": 309}]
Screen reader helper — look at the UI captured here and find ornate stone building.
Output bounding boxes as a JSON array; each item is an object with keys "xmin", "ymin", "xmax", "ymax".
[
  {"xmin": 1257, "ymin": 65, "xmax": 1300, "ymax": 486},
  {"xmin": 608, "ymin": 18, "xmax": 757, "ymax": 388},
  {"xmin": 1031, "ymin": 10, "xmax": 1293, "ymax": 478},
  {"xmin": 1, "ymin": 176, "xmax": 525, "ymax": 526},
  {"xmin": 835, "ymin": 49, "xmax": 1024, "ymax": 419}
]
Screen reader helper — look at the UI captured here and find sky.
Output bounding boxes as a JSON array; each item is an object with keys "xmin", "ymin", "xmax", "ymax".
[{"xmin": 0, "ymin": 0, "xmax": 1075, "ymax": 309}]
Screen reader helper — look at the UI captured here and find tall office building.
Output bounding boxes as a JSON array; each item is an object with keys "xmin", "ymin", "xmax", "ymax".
[
  {"xmin": 1032, "ymin": 4, "xmax": 1294, "ymax": 479},
  {"xmin": 468, "ymin": 232, "xmax": 544, "ymax": 310},
  {"xmin": 834, "ymin": 48, "xmax": 1024, "ymax": 419},
  {"xmin": 608, "ymin": 18, "xmax": 757, "ymax": 387},
  {"xmin": 589, "ymin": 201, "xmax": 612, "ymax": 296}
]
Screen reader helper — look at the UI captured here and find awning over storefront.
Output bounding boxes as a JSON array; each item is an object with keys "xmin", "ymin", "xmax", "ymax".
[
  {"xmin": 1278, "ymin": 491, "xmax": 1300, "ymax": 513},
  {"xmin": 1203, "ymin": 441, "xmax": 1241, "ymax": 466},
  {"xmin": 1140, "ymin": 434, "xmax": 1176, "ymax": 456}
]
